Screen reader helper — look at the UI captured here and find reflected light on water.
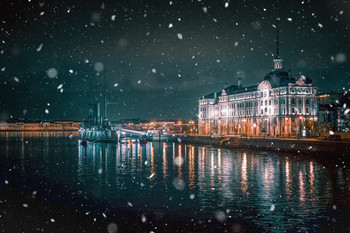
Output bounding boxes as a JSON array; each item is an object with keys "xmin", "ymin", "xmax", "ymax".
[
  {"xmin": 201, "ymin": 147, "xmax": 205, "ymax": 179},
  {"xmin": 285, "ymin": 159, "xmax": 291, "ymax": 198},
  {"xmin": 309, "ymin": 162, "xmax": 316, "ymax": 203},
  {"xmin": 299, "ymin": 171, "xmax": 305, "ymax": 205},
  {"xmin": 163, "ymin": 143, "xmax": 168, "ymax": 184},
  {"xmin": 150, "ymin": 145, "xmax": 155, "ymax": 187},
  {"xmin": 241, "ymin": 153, "xmax": 248, "ymax": 195},
  {"xmin": 2, "ymin": 132, "xmax": 349, "ymax": 232},
  {"xmin": 188, "ymin": 146, "xmax": 195, "ymax": 190},
  {"xmin": 177, "ymin": 144, "xmax": 183, "ymax": 179}
]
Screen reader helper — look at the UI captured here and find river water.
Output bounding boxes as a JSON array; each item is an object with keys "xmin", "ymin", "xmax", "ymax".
[{"xmin": 1, "ymin": 132, "xmax": 350, "ymax": 232}]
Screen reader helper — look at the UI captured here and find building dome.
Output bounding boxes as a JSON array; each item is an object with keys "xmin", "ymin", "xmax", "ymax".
[{"xmin": 263, "ymin": 70, "xmax": 291, "ymax": 87}]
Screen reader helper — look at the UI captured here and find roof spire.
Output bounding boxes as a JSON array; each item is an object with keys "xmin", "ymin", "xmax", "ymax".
[
  {"xmin": 273, "ymin": 18, "xmax": 283, "ymax": 70},
  {"xmin": 276, "ymin": 18, "xmax": 280, "ymax": 59}
]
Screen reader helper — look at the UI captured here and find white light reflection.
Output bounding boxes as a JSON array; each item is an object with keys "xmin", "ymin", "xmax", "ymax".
[{"xmin": 285, "ymin": 159, "xmax": 291, "ymax": 198}]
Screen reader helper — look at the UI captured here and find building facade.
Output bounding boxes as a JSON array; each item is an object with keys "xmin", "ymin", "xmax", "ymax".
[
  {"xmin": 318, "ymin": 92, "xmax": 350, "ymax": 132},
  {"xmin": 198, "ymin": 43, "xmax": 319, "ymax": 137}
]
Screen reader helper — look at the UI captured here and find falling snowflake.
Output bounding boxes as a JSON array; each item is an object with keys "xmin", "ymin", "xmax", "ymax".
[
  {"xmin": 141, "ymin": 214, "xmax": 146, "ymax": 223},
  {"xmin": 225, "ymin": 2, "xmax": 229, "ymax": 8},
  {"xmin": 94, "ymin": 62, "xmax": 104, "ymax": 72},
  {"xmin": 174, "ymin": 157, "xmax": 184, "ymax": 166},
  {"xmin": 111, "ymin": 15, "xmax": 116, "ymax": 21},
  {"xmin": 168, "ymin": 23, "xmax": 173, "ymax": 28},
  {"xmin": 172, "ymin": 177, "xmax": 185, "ymax": 190},
  {"xmin": 177, "ymin": 33, "xmax": 183, "ymax": 40},
  {"xmin": 45, "ymin": 109, "xmax": 49, "ymax": 114},
  {"xmin": 46, "ymin": 68, "xmax": 58, "ymax": 78},
  {"xmin": 214, "ymin": 211, "xmax": 226, "ymax": 222},
  {"xmin": 107, "ymin": 223, "xmax": 118, "ymax": 233},
  {"xmin": 36, "ymin": 43, "xmax": 43, "ymax": 52},
  {"xmin": 335, "ymin": 53, "xmax": 346, "ymax": 63}
]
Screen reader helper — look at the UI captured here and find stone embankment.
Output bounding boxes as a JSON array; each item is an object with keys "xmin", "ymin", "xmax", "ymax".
[{"xmin": 178, "ymin": 135, "xmax": 350, "ymax": 156}]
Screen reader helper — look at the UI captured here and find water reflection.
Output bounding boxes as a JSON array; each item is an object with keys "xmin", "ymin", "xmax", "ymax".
[
  {"xmin": 1, "ymin": 132, "xmax": 349, "ymax": 232},
  {"xmin": 285, "ymin": 159, "xmax": 291, "ymax": 198},
  {"xmin": 241, "ymin": 153, "xmax": 248, "ymax": 195}
]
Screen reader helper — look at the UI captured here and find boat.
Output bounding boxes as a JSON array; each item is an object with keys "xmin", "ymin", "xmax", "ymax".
[{"xmin": 79, "ymin": 102, "xmax": 119, "ymax": 143}]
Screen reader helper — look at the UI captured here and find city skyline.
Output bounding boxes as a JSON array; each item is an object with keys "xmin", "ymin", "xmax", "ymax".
[{"xmin": 0, "ymin": 0, "xmax": 349, "ymax": 121}]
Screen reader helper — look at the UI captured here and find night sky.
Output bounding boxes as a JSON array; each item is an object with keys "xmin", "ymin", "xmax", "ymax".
[{"xmin": 0, "ymin": 0, "xmax": 349, "ymax": 121}]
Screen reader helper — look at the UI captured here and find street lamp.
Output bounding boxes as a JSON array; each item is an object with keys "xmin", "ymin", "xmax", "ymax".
[{"xmin": 242, "ymin": 119, "xmax": 247, "ymax": 137}]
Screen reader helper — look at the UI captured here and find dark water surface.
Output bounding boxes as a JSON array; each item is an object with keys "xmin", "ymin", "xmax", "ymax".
[{"xmin": 1, "ymin": 132, "xmax": 350, "ymax": 232}]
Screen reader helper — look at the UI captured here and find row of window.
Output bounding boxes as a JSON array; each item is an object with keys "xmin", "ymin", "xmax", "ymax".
[
  {"xmin": 200, "ymin": 106, "xmax": 317, "ymax": 119},
  {"xmin": 201, "ymin": 98, "xmax": 314, "ymax": 112}
]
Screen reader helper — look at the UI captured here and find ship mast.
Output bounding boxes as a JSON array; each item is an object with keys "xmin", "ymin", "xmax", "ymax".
[{"xmin": 103, "ymin": 69, "xmax": 107, "ymax": 121}]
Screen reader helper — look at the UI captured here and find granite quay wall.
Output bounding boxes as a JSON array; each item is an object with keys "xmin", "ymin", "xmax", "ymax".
[{"xmin": 178, "ymin": 135, "xmax": 350, "ymax": 156}]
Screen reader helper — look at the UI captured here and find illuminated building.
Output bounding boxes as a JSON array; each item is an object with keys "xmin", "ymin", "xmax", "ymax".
[
  {"xmin": 318, "ymin": 92, "xmax": 350, "ymax": 132},
  {"xmin": 198, "ymin": 22, "xmax": 319, "ymax": 137}
]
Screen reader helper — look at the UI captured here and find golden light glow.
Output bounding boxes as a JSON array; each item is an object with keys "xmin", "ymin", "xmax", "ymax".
[{"xmin": 163, "ymin": 143, "xmax": 168, "ymax": 184}]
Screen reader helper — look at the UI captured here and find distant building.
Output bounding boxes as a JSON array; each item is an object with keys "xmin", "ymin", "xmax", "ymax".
[
  {"xmin": 0, "ymin": 120, "xmax": 80, "ymax": 131},
  {"xmin": 198, "ymin": 23, "xmax": 319, "ymax": 137},
  {"xmin": 318, "ymin": 92, "xmax": 350, "ymax": 132},
  {"xmin": 121, "ymin": 121, "xmax": 196, "ymax": 135}
]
